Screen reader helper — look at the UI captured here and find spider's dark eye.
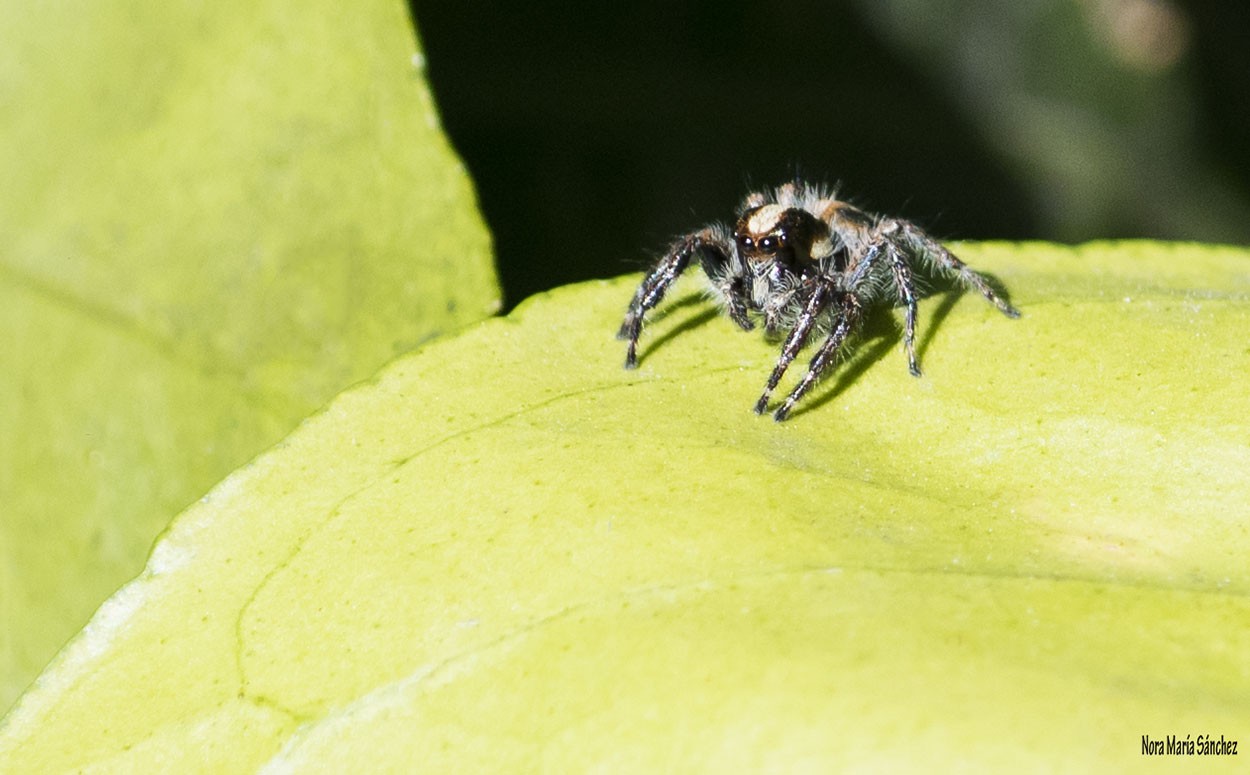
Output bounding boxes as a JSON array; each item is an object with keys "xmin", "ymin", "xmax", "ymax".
[
  {"xmin": 736, "ymin": 234, "xmax": 754, "ymax": 250},
  {"xmin": 760, "ymin": 229, "xmax": 791, "ymax": 254}
]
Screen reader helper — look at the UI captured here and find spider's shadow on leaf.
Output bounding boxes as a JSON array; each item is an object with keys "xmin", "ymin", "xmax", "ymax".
[
  {"xmin": 630, "ymin": 293, "xmax": 721, "ymax": 364},
  {"xmin": 913, "ymin": 288, "xmax": 967, "ymax": 366},
  {"xmin": 783, "ymin": 289, "xmax": 965, "ymax": 421}
]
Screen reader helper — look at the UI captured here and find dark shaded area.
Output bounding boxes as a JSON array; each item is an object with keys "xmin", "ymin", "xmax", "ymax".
[
  {"xmin": 413, "ymin": 1, "xmax": 1250, "ymax": 309},
  {"xmin": 1185, "ymin": 2, "xmax": 1250, "ymax": 187}
]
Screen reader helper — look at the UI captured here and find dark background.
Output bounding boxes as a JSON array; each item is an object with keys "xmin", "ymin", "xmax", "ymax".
[{"xmin": 412, "ymin": 0, "xmax": 1250, "ymax": 309}]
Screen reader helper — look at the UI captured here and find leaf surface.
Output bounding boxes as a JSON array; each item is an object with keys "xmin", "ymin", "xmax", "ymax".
[
  {"xmin": 0, "ymin": 0, "xmax": 499, "ymax": 710},
  {"xmin": 2, "ymin": 242, "xmax": 1248, "ymax": 769}
]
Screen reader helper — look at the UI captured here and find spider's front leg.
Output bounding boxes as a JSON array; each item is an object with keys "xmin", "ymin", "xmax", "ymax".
[
  {"xmin": 753, "ymin": 281, "xmax": 833, "ymax": 415},
  {"xmin": 773, "ymin": 294, "xmax": 863, "ymax": 422},
  {"xmin": 758, "ymin": 246, "xmax": 883, "ymax": 420},
  {"xmin": 618, "ymin": 228, "xmax": 735, "ymax": 368}
]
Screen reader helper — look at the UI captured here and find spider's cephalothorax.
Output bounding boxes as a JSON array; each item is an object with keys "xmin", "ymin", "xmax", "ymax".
[{"xmin": 617, "ymin": 181, "xmax": 1020, "ymax": 422}]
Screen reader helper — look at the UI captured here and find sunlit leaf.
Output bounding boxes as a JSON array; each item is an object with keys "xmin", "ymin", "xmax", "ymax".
[
  {"xmin": 0, "ymin": 0, "xmax": 499, "ymax": 709},
  {"xmin": 2, "ymin": 242, "xmax": 1246, "ymax": 769}
]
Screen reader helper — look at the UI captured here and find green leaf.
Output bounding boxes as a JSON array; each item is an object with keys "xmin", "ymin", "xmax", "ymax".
[
  {"xmin": 2, "ymin": 242, "xmax": 1246, "ymax": 769},
  {"xmin": 0, "ymin": 1, "xmax": 499, "ymax": 710}
]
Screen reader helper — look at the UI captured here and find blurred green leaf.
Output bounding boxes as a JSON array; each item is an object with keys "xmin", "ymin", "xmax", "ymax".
[
  {"xmin": 2, "ymin": 242, "xmax": 1246, "ymax": 769},
  {"xmin": 0, "ymin": 0, "xmax": 499, "ymax": 710}
]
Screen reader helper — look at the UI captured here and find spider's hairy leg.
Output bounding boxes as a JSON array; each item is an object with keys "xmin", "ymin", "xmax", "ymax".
[
  {"xmin": 766, "ymin": 243, "xmax": 882, "ymax": 421},
  {"xmin": 885, "ymin": 243, "xmax": 922, "ymax": 377},
  {"xmin": 714, "ymin": 275, "xmax": 755, "ymax": 332},
  {"xmin": 618, "ymin": 249, "xmax": 690, "ymax": 368},
  {"xmin": 774, "ymin": 295, "xmax": 862, "ymax": 422},
  {"xmin": 753, "ymin": 282, "xmax": 831, "ymax": 415},
  {"xmin": 699, "ymin": 229, "xmax": 752, "ymax": 332},
  {"xmin": 618, "ymin": 229, "xmax": 730, "ymax": 368},
  {"xmin": 898, "ymin": 222, "xmax": 1020, "ymax": 319}
]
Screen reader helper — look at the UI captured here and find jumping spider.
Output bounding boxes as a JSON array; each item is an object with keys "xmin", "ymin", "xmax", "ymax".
[{"xmin": 617, "ymin": 181, "xmax": 1020, "ymax": 422}]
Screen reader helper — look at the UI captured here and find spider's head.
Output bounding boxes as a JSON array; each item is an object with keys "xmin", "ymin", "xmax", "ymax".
[{"xmin": 733, "ymin": 205, "xmax": 827, "ymax": 271}]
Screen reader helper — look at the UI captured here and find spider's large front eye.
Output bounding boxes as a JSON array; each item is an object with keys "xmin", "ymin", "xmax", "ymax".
[
  {"xmin": 758, "ymin": 236, "xmax": 778, "ymax": 254},
  {"xmin": 736, "ymin": 234, "xmax": 754, "ymax": 251}
]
